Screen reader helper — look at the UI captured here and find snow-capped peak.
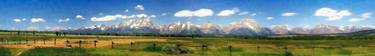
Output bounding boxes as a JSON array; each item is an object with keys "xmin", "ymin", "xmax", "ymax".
[
  {"xmin": 339, "ymin": 25, "xmax": 372, "ymax": 32},
  {"xmin": 271, "ymin": 25, "xmax": 290, "ymax": 34},
  {"xmin": 225, "ymin": 18, "xmax": 261, "ymax": 33},
  {"xmin": 200, "ymin": 22, "xmax": 224, "ymax": 34},
  {"xmin": 128, "ymin": 17, "xmax": 154, "ymax": 29},
  {"xmin": 163, "ymin": 21, "xmax": 203, "ymax": 34}
]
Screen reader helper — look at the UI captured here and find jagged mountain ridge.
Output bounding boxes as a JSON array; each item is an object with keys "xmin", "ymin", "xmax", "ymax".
[{"xmin": 62, "ymin": 18, "xmax": 373, "ymax": 35}]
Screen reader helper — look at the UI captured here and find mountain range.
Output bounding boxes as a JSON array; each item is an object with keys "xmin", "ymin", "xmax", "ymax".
[{"xmin": 62, "ymin": 17, "xmax": 373, "ymax": 35}]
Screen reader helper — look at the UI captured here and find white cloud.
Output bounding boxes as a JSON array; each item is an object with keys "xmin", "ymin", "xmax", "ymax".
[
  {"xmin": 91, "ymin": 14, "xmax": 154, "ymax": 22},
  {"xmin": 193, "ymin": 8, "xmax": 214, "ymax": 17},
  {"xmin": 281, "ymin": 12, "xmax": 297, "ymax": 16},
  {"xmin": 315, "ymin": 8, "xmax": 352, "ymax": 21},
  {"xmin": 238, "ymin": 11, "xmax": 249, "ymax": 15},
  {"xmin": 362, "ymin": 12, "xmax": 372, "ymax": 18},
  {"xmin": 150, "ymin": 15, "xmax": 157, "ymax": 18},
  {"xmin": 136, "ymin": 14, "xmax": 148, "ymax": 18},
  {"xmin": 14, "ymin": 19, "xmax": 22, "ymax": 22},
  {"xmin": 115, "ymin": 14, "xmax": 128, "ymax": 19},
  {"xmin": 349, "ymin": 18, "xmax": 363, "ymax": 22},
  {"xmin": 251, "ymin": 13, "xmax": 257, "ymax": 16},
  {"xmin": 161, "ymin": 13, "xmax": 167, "ymax": 16},
  {"xmin": 91, "ymin": 15, "xmax": 118, "ymax": 22},
  {"xmin": 76, "ymin": 15, "xmax": 85, "ymax": 20},
  {"xmin": 174, "ymin": 10, "xmax": 193, "ymax": 17},
  {"xmin": 125, "ymin": 9, "xmax": 129, "ymax": 12},
  {"xmin": 217, "ymin": 8, "xmax": 240, "ymax": 16},
  {"xmin": 128, "ymin": 15, "xmax": 136, "ymax": 18},
  {"xmin": 135, "ymin": 5, "xmax": 144, "ymax": 10},
  {"xmin": 14, "ymin": 18, "xmax": 27, "ymax": 23},
  {"xmin": 98, "ymin": 13, "xmax": 104, "ymax": 15},
  {"xmin": 31, "ymin": 18, "xmax": 46, "ymax": 23},
  {"xmin": 58, "ymin": 18, "xmax": 70, "ymax": 23},
  {"xmin": 350, "ymin": 12, "xmax": 372, "ymax": 22},
  {"xmin": 174, "ymin": 8, "xmax": 214, "ymax": 17},
  {"xmin": 135, "ymin": 14, "xmax": 157, "ymax": 18},
  {"xmin": 267, "ymin": 17, "xmax": 273, "ymax": 20}
]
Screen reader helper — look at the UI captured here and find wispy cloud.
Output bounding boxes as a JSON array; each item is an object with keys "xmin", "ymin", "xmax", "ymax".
[
  {"xmin": 238, "ymin": 11, "xmax": 249, "ymax": 16},
  {"xmin": 58, "ymin": 18, "xmax": 70, "ymax": 23},
  {"xmin": 174, "ymin": 8, "xmax": 214, "ymax": 17},
  {"xmin": 76, "ymin": 15, "xmax": 85, "ymax": 20},
  {"xmin": 161, "ymin": 13, "xmax": 167, "ymax": 16},
  {"xmin": 350, "ymin": 12, "xmax": 372, "ymax": 22},
  {"xmin": 14, "ymin": 18, "xmax": 26, "ymax": 23},
  {"xmin": 90, "ymin": 14, "xmax": 155, "ymax": 22},
  {"xmin": 267, "ymin": 17, "xmax": 273, "ymax": 20},
  {"xmin": 217, "ymin": 8, "xmax": 240, "ymax": 16},
  {"xmin": 281, "ymin": 12, "xmax": 297, "ymax": 16},
  {"xmin": 31, "ymin": 18, "xmax": 46, "ymax": 23},
  {"xmin": 315, "ymin": 8, "xmax": 351, "ymax": 21},
  {"xmin": 135, "ymin": 5, "xmax": 144, "ymax": 10},
  {"xmin": 91, "ymin": 15, "xmax": 121, "ymax": 22},
  {"xmin": 14, "ymin": 19, "xmax": 22, "ymax": 22}
]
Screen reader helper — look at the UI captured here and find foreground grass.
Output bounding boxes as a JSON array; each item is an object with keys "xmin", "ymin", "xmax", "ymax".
[
  {"xmin": 0, "ymin": 48, "xmax": 23, "ymax": 56},
  {"xmin": 0, "ymin": 48, "xmax": 11, "ymax": 56},
  {"xmin": 20, "ymin": 48, "xmax": 89, "ymax": 56},
  {"xmin": 14, "ymin": 39, "xmax": 375, "ymax": 56},
  {"xmin": 1, "ymin": 32, "xmax": 375, "ymax": 56}
]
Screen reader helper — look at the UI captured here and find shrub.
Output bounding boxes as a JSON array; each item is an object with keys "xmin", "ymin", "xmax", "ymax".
[
  {"xmin": 0, "ymin": 48, "xmax": 11, "ymax": 56},
  {"xmin": 162, "ymin": 44, "xmax": 192, "ymax": 54}
]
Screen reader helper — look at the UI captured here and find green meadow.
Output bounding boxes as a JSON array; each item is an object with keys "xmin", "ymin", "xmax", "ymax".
[{"xmin": 1, "ymin": 32, "xmax": 375, "ymax": 56}]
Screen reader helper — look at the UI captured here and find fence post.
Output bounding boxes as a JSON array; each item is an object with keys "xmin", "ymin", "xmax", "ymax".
[
  {"xmin": 78, "ymin": 40, "xmax": 82, "ymax": 48},
  {"xmin": 4, "ymin": 39, "xmax": 7, "ymax": 44},
  {"xmin": 0, "ymin": 38, "xmax": 3, "ymax": 44},
  {"xmin": 66, "ymin": 40, "xmax": 71, "ymax": 48},
  {"xmin": 54, "ymin": 38, "xmax": 56, "ymax": 45},
  {"xmin": 18, "ymin": 40, "xmax": 21, "ymax": 44},
  {"xmin": 152, "ymin": 43, "xmax": 157, "ymax": 50},
  {"xmin": 26, "ymin": 39, "xmax": 29, "ymax": 44},
  {"xmin": 130, "ymin": 42, "xmax": 135, "ymax": 47},
  {"xmin": 43, "ymin": 39, "xmax": 46, "ymax": 45},
  {"xmin": 228, "ymin": 45, "xmax": 232, "ymax": 56},
  {"xmin": 284, "ymin": 47, "xmax": 291, "ymax": 56},
  {"xmin": 201, "ymin": 44, "xmax": 207, "ymax": 56},
  {"xmin": 312, "ymin": 46, "xmax": 315, "ymax": 56},
  {"xmin": 176, "ymin": 44, "xmax": 181, "ymax": 49},
  {"xmin": 257, "ymin": 46, "xmax": 260, "ymax": 54},
  {"xmin": 17, "ymin": 31, "xmax": 20, "ymax": 35},
  {"xmin": 111, "ymin": 41, "xmax": 115, "ymax": 48},
  {"xmin": 0, "ymin": 38, "xmax": 2, "ymax": 44},
  {"xmin": 93, "ymin": 40, "xmax": 98, "ymax": 48},
  {"xmin": 33, "ymin": 39, "xmax": 36, "ymax": 44},
  {"xmin": 130, "ymin": 42, "xmax": 135, "ymax": 51}
]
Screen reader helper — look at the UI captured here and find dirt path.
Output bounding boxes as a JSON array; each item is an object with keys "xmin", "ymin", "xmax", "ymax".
[
  {"xmin": 0, "ymin": 38, "xmax": 167, "ymax": 56},
  {"xmin": 0, "ymin": 38, "xmax": 166, "ymax": 48},
  {"xmin": 15, "ymin": 48, "xmax": 30, "ymax": 56}
]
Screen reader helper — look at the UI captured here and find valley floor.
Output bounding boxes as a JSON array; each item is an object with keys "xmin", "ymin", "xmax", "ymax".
[{"xmin": 1, "ymin": 32, "xmax": 375, "ymax": 56}]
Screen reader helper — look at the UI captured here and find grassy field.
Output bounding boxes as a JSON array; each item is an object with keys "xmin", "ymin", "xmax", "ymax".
[{"xmin": 1, "ymin": 32, "xmax": 375, "ymax": 56}]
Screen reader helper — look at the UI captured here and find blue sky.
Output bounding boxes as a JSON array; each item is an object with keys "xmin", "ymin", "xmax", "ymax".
[{"xmin": 0, "ymin": 0, "xmax": 374, "ymax": 30}]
